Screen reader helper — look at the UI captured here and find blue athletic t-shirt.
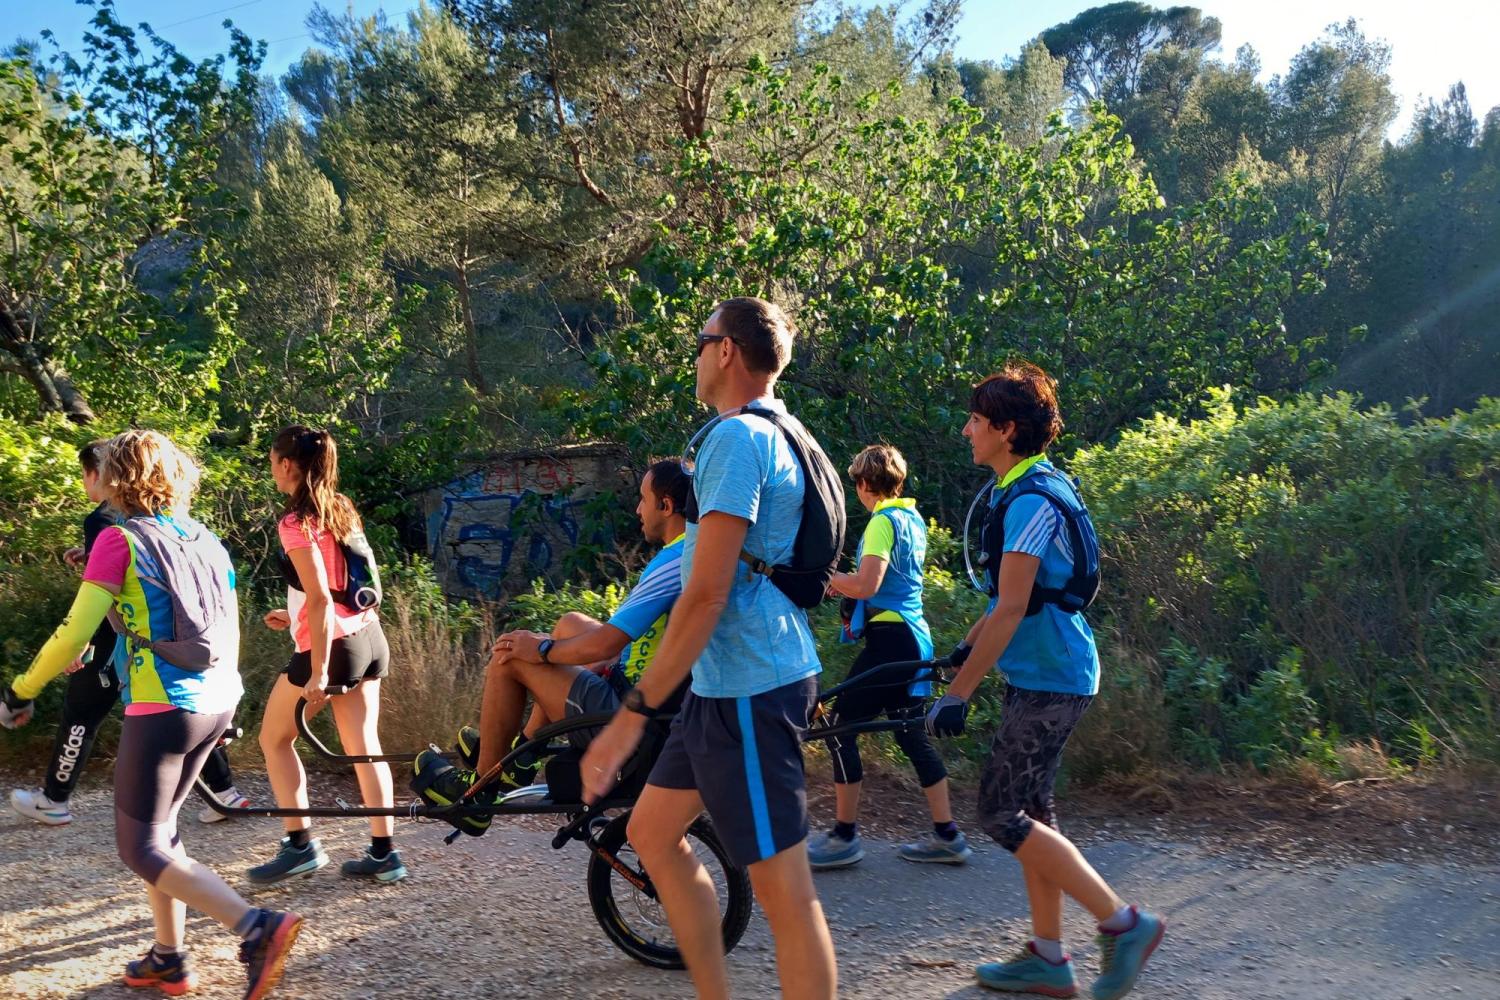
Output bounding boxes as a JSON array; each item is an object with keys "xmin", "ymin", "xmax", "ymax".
[
  {"xmin": 606, "ymin": 533, "xmax": 685, "ymax": 685},
  {"xmin": 986, "ymin": 459, "xmax": 1100, "ymax": 696},
  {"xmin": 682, "ymin": 397, "xmax": 822, "ymax": 698}
]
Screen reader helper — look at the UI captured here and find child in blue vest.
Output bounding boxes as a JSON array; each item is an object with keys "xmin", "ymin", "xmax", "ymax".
[{"xmin": 809, "ymin": 444, "xmax": 971, "ymax": 869}]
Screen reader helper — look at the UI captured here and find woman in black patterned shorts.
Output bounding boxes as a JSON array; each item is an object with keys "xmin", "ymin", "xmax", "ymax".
[{"xmin": 925, "ymin": 363, "xmax": 1166, "ymax": 1000}]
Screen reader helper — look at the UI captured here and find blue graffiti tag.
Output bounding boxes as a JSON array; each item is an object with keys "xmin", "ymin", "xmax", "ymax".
[{"xmin": 430, "ymin": 485, "xmax": 583, "ymax": 599}]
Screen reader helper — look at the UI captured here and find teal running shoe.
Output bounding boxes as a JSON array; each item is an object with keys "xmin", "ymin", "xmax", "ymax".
[
  {"xmin": 807, "ymin": 829, "xmax": 864, "ymax": 869},
  {"xmin": 898, "ymin": 830, "xmax": 973, "ymax": 864},
  {"xmin": 1092, "ymin": 908, "xmax": 1165, "ymax": 1000},
  {"xmin": 976, "ymin": 944, "xmax": 1079, "ymax": 997},
  {"xmin": 247, "ymin": 837, "xmax": 328, "ymax": 885},
  {"xmin": 340, "ymin": 847, "xmax": 408, "ymax": 883}
]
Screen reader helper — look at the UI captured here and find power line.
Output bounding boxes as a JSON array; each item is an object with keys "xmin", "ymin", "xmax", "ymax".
[
  {"xmin": 264, "ymin": 6, "xmax": 420, "ymax": 48},
  {"xmin": 157, "ymin": 0, "xmax": 265, "ymax": 30}
]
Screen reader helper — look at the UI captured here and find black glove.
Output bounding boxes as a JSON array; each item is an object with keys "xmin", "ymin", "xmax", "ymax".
[
  {"xmin": 0, "ymin": 683, "xmax": 35, "ymax": 730},
  {"xmin": 948, "ymin": 642, "xmax": 972, "ymax": 668},
  {"xmin": 925, "ymin": 694, "xmax": 969, "ymax": 737}
]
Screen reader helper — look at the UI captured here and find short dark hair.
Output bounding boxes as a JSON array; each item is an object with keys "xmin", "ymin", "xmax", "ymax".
[
  {"xmin": 646, "ymin": 457, "xmax": 691, "ymax": 513},
  {"xmin": 713, "ymin": 297, "xmax": 795, "ymax": 376},
  {"xmin": 79, "ymin": 439, "xmax": 111, "ymax": 474},
  {"xmin": 969, "ymin": 362, "xmax": 1063, "ymax": 456}
]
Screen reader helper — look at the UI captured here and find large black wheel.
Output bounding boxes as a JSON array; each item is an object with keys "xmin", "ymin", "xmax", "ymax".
[{"xmin": 586, "ymin": 809, "xmax": 753, "ymax": 969}]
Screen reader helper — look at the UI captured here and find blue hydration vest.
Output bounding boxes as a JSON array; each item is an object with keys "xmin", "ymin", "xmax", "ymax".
[{"xmin": 844, "ymin": 503, "xmax": 935, "ymax": 696}]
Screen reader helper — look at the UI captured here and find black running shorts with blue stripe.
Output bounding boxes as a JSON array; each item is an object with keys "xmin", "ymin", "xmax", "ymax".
[{"xmin": 647, "ymin": 675, "xmax": 817, "ymax": 868}]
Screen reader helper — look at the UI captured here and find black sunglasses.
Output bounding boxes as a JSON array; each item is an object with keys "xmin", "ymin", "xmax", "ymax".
[{"xmin": 697, "ymin": 333, "xmax": 732, "ymax": 355}]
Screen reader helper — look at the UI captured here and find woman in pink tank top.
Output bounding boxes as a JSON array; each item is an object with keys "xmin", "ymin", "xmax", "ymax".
[{"xmin": 248, "ymin": 425, "xmax": 406, "ymax": 885}]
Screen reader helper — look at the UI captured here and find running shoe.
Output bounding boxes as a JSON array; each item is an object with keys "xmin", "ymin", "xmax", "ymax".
[
  {"xmin": 503, "ymin": 734, "xmax": 541, "ymax": 789},
  {"xmin": 411, "ymin": 747, "xmax": 493, "ymax": 836},
  {"xmin": 124, "ymin": 947, "xmax": 197, "ymax": 996},
  {"xmin": 455, "ymin": 726, "xmax": 481, "ymax": 769},
  {"xmin": 197, "ymin": 787, "xmax": 250, "ymax": 824},
  {"xmin": 1091, "ymin": 908, "xmax": 1166, "ymax": 1000},
  {"xmin": 340, "ymin": 848, "xmax": 408, "ymax": 883},
  {"xmin": 239, "ymin": 909, "xmax": 303, "ymax": 1000},
  {"xmin": 807, "ymin": 829, "xmax": 865, "ymax": 869},
  {"xmin": 976, "ymin": 944, "xmax": 1079, "ymax": 997},
  {"xmin": 455, "ymin": 729, "xmax": 541, "ymax": 788},
  {"xmin": 897, "ymin": 830, "xmax": 974, "ymax": 864},
  {"xmin": 9, "ymin": 787, "xmax": 72, "ymax": 826},
  {"xmin": 246, "ymin": 837, "xmax": 329, "ymax": 885}
]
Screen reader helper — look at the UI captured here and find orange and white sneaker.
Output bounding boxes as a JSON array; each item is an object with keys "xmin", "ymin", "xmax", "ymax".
[{"xmin": 124, "ymin": 946, "xmax": 197, "ymax": 996}]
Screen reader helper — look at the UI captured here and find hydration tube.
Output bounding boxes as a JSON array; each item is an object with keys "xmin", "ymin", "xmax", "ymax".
[
  {"xmin": 681, "ymin": 411, "xmax": 725, "ymax": 468},
  {"xmin": 961, "ymin": 478, "xmax": 996, "ymax": 593}
]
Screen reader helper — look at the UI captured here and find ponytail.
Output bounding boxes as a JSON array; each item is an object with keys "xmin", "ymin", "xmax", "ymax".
[{"xmin": 271, "ymin": 425, "xmax": 359, "ymax": 540}]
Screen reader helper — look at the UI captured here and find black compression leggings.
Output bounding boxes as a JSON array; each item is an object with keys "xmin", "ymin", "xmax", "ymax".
[
  {"xmin": 828, "ymin": 620, "xmax": 947, "ymax": 788},
  {"xmin": 42, "ymin": 641, "xmax": 235, "ymax": 802},
  {"xmin": 114, "ymin": 706, "xmax": 236, "ymax": 885}
]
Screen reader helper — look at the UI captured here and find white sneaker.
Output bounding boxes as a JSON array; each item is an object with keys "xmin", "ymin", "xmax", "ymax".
[
  {"xmin": 197, "ymin": 787, "xmax": 250, "ymax": 824},
  {"xmin": 10, "ymin": 787, "xmax": 72, "ymax": 826}
]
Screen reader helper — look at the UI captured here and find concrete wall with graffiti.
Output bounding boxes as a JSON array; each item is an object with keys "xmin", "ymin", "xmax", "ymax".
[{"xmin": 423, "ymin": 444, "xmax": 632, "ymax": 599}]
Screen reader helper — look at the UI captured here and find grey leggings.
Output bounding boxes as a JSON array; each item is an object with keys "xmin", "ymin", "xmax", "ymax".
[
  {"xmin": 115, "ymin": 705, "xmax": 237, "ymax": 884},
  {"xmin": 978, "ymin": 686, "xmax": 1092, "ymax": 853}
]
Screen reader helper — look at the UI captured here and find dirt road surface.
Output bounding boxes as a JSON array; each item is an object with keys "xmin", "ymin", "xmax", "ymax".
[{"xmin": 2, "ymin": 782, "xmax": 1497, "ymax": 999}]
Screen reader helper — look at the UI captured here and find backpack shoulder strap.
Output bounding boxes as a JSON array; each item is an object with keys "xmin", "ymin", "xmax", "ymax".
[
  {"xmin": 1005, "ymin": 472, "xmax": 1084, "ymax": 559},
  {"xmin": 107, "ymin": 519, "xmax": 167, "ymax": 651},
  {"xmin": 731, "ymin": 406, "xmax": 803, "ymax": 577},
  {"xmin": 1001, "ymin": 469, "xmax": 1097, "ymax": 614}
]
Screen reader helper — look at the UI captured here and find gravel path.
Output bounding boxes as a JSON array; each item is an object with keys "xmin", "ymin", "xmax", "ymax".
[{"xmin": 2, "ymin": 784, "xmax": 1498, "ymax": 999}]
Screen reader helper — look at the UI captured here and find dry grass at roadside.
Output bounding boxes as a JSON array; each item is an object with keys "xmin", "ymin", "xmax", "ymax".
[{"xmin": 211, "ymin": 586, "xmax": 494, "ymax": 773}]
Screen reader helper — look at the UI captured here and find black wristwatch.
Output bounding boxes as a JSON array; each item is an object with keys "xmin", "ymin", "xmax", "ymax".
[
  {"xmin": 538, "ymin": 638, "xmax": 555, "ymax": 663},
  {"xmin": 621, "ymin": 687, "xmax": 659, "ymax": 720}
]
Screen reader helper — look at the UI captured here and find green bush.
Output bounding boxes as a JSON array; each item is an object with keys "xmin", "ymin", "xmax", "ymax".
[
  {"xmin": 1075, "ymin": 390, "xmax": 1500, "ymax": 771},
  {"xmin": 5, "ymin": 392, "xmax": 1497, "ymax": 783}
]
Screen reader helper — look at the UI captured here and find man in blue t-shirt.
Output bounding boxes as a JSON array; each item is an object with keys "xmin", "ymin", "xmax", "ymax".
[
  {"xmin": 581, "ymin": 297, "xmax": 837, "ymax": 1000},
  {"xmin": 412, "ymin": 459, "xmax": 690, "ymax": 830},
  {"xmin": 924, "ymin": 363, "xmax": 1165, "ymax": 1000}
]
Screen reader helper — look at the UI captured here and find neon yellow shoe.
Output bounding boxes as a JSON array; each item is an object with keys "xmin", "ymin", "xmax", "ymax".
[{"xmin": 411, "ymin": 747, "xmax": 491, "ymax": 836}]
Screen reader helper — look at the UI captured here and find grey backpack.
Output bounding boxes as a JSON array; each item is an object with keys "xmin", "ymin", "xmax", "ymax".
[{"xmin": 106, "ymin": 514, "xmax": 239, "ymax": 673}]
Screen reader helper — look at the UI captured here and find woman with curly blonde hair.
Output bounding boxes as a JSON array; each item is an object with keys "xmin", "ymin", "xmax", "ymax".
[{"xmin": 1, "ymin": 429, "xmax": 302, "ymax": 1000}]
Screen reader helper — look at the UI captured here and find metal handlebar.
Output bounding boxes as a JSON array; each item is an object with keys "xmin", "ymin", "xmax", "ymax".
[
  {"xmin": 815, "ymin": 657, "xmax": 950, "ymax": 704},
  {"xmin": 803, "ymin": 656, "xmax": 952, "ymax": 745},
  {"xmin": 293, "ymin": 683, "xmax": 427, "ymax": 764}
]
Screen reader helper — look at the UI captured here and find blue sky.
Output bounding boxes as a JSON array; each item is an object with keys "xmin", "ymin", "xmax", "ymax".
[{"xmin": 4, "ymin": 1, "xmax": 1497, "ymax": 136}]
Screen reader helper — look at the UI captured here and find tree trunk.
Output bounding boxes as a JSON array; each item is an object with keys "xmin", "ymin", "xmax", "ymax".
[
  {"xmin": 452, "ymin": 254, "xmax": 490, "ymax": 396},
  {"xmin": 0, "ymin": 302, "xmax": 95, "ymax": 422},
  {"xmin": 50, "ymin": 367, "xmax": 96, "ymax": 423}
]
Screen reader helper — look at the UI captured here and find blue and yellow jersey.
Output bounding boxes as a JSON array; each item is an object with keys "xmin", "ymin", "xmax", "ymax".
[
  {"xmin": 607, "ymin": 533, "xmax": 686, "ymax": 685},
  {"xmin": 101, "ymin": 520, "xmax": 243, "ymax": 713}
]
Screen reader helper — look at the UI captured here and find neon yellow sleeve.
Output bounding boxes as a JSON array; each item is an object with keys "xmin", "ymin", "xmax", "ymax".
[
  {"xmin": 861, "ymin": 514, "xmax": 895, "ymax": 562},
  {"xmin": 11, "ymin": 583, "xmax": 114, "ymax": 700}
]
